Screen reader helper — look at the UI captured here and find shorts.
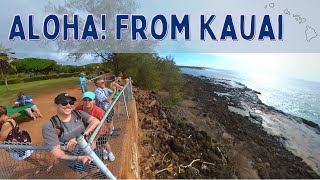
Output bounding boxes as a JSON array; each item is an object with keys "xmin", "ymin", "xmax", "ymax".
[
  {"xmin": 10, "ymin": 150, "xmax": 34, "ymax": 160},
  {"xmin": 97, "ymin": 134, "xmax": 109, "ymax": 145},
  {"xmin": 106, "ymin": 108, "xmax": 114, "ymax": 123}
]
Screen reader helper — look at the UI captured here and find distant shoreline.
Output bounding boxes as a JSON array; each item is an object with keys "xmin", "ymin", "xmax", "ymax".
[{"xmin": 177, "ymin": 65, "xmax": 208, "ymax": 70}]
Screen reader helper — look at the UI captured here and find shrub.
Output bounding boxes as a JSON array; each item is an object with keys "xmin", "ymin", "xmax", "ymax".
[
  {"xmin": 7, "ymin": 78, "xmax": 23, "ymax": 84},
  {"xmin": 47, "ymin": 74, "xmax": 59, "ymax": 79},
  {"xmin": 58, "ymin": 72, "xmax": 79, "ymax": 78},
  {"xmin": 23, "ymin": 76, "xmax": 48, "ymax": 82},
  {"xmin": 107, "ymin": 53, "xmax": 183, "ymax": 105}
]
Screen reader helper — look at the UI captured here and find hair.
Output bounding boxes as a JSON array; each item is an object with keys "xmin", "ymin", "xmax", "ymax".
[
  {"xmin": 94, "ymin": 77, "xmax": 104, "ymax": 85},
  {"xmin": 0, "ymin": 105, "xmax": 7, "ymax": 117},
  {"xmin": 115, "ymin": 72, "xmax": 122, "ymax": 76},
  {"xmin": 17, "ymin": 92, "xmax": 24, "ymax": 98},
  {"xmin": 122, "ymin": 73, "xmax": 128, "ymax": 79}
]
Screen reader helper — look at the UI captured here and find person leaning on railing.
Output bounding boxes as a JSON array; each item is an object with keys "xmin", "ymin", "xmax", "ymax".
[
  {"xmin": 116, "ymin": 72, "xmax": 123, "ymax": 85},
  {"xmin": 109, "ymin": 75, "xmax": 123, "ymax": 100},
  {"xmin": 75, "ymin": 92, "xmax": 115, "ymax": 162},
  {"xmin": 79, "ymin": 73, "xmax": 89, "ymax": 93},
  {"xmin": 41, "ymin": 93, "xmax": 101, "ymax": 171},
  {"xmin": 93, "ymin": 77, "xmax": 121, "ymax": 137},
  {"xmin": 122, "ymin": 73, "xmax": 133, "ymax": 85}
]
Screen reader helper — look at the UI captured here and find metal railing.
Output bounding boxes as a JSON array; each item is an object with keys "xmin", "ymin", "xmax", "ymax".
[{"xmin": 0, "ymin": 76, "xmax": 134, "ymax": 179}]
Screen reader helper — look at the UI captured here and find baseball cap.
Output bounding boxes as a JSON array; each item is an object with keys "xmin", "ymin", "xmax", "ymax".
[
  {"xmin": 54, "ymin": 93, "xmax": 77, "ymax": 104},
  {"xmin": 83, "ymin": 92, "xmax": 95, "ymax": 100}
]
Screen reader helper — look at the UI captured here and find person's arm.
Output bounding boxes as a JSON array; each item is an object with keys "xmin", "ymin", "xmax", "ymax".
[
  {"xmin": 114, "ymin": 82, "xmax": 123, "ymax": 90},
  {"xmin": 105, "ymin": 88, "xmax": 117, "ymax": 103},
  {"xmin": 83, "ymin": 116, "xmax": 100, "ymax": 135},
  {"xmin": 14, "ymin": 99, "xmax": 20, "ymax": 106},
  {"xmin": 50, "ymin": 145, "xmax": 93, "ymax": 164},
  {"xmin": 77, "ymin": 110, "xmax": 101, "ymax": 136},
  {"xmin": 25, "ymin": 96, "xmax": 33, "ymax": 103},
  {"xmin": 0, "ymin": 122, "xmax": 12, "ymax": 141}
]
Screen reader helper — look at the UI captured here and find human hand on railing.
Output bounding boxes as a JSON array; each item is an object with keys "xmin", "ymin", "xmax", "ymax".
[
  {"xmin": 77, "ymin": 155, "xmax": 93, "ymax": 164},
  {"xmin": 67, "ymin": 138, "xmax": 78, "ymax": 151}
]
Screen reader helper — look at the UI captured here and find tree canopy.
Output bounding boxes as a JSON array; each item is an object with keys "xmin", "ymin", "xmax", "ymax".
[{"xmin": 12, "ymin": 58, "xmax": 57, "ymax": 74}]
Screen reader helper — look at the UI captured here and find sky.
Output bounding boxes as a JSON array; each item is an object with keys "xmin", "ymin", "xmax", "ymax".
[{"xmin": 163, "ymin": 53, "xmax": 320, "ymax": 83}]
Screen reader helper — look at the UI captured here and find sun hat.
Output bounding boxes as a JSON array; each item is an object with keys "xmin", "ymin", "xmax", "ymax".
[
  {"xmin": 83, "ymin": 92, "xmax": 95, "ymax": 100},
  {"xmin": 54, "ymin": 93, "xmax": 77, "ymax": 104}
]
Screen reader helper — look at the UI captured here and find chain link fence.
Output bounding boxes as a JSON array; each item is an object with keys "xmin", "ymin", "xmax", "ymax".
[{"xmin": 0, "ymin": 76, "xmax": 133, "ymax": 179}]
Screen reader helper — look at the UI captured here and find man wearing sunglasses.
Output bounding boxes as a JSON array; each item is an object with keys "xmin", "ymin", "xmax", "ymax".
[
  {"xmin": 42, "ymin": 93, "xmax": 101, "ymax": 171},
  {"xmin": 93, "ymin": 77, "xmax": 119, "ymax": 136},
  {"xmin": 75, "ymin": 91, "xmax": 115, "ymax": 162}
]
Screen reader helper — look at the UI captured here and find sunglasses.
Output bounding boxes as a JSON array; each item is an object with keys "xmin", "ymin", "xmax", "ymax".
[
  {"xmin": 60, "ymin": 101, "xmax": 75, "ymax": 106},
  {"xmin": 99, "ymin": 81, "xmax": 105, "ymax": 84}
]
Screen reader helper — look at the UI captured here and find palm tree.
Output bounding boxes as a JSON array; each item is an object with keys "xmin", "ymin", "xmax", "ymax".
[{"xmin": 0, "ymin": 43, "xmax": 16, "ymax": 91}]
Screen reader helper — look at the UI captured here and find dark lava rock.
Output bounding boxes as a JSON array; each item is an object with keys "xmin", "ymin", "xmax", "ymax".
[
  {"xmin": 302, "ymin": 119, "xmax": 319, "ymax": 128},
  {"xmin": 169, "ymin": 139, "xmax": 184, "ymax": 152},
  {"xmin": 249, "ymin": 111, "xmax": 263, "ymax": 124}
]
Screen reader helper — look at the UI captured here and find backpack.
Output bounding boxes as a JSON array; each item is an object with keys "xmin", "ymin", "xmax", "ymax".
[
  {"xmin": 5, "ymin": 121, "xmax": 32, "ymax": 144},
  {"xmin": 50, "ymin": 110, "xmax": 84, "ymax": 138},
  {"xmin": 4, "ymin": 120, "xmax": 32, "ymax": 157}
]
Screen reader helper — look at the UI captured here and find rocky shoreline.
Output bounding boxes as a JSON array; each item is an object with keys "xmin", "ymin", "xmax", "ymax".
[{"xmin": 136, "ymin": 74, "xmax": 319, "ymax": 179}]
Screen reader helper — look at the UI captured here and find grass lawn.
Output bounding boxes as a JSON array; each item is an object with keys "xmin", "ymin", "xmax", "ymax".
[{"xmin": 0, "ymin": 77, "xmax": 79, "ymax": 105}]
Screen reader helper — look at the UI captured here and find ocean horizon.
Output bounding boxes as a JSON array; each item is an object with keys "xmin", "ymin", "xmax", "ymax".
[{"xmin": 181, "ymin": 67, "xmax": 320, "ymax": 125}]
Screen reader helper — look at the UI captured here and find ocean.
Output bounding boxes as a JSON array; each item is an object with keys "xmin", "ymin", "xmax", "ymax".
[{"xmin": 181, "ymin": 67, "xmax": 320, "ymax": 125}]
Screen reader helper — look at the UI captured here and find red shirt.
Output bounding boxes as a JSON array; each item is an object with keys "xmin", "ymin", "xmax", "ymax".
[
  {"xmin": 75, "ymin": 105, "xmax": 105, "ymax": 120},
  {"xmin": 75, "ymin": 104, "xmax": 108, "ymax": 134}
]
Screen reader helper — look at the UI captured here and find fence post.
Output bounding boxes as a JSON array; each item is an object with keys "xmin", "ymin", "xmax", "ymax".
[
  {"xmin": 76, "ymin": 135, "xmax": 116, "ymax": 180},
  {"xmin": 129, "ymin": 77, "xmax": 133, "ymax": 100},
  {"xmin": 123, "ymin": 92, "xmax": 129, "ymax": 120}
]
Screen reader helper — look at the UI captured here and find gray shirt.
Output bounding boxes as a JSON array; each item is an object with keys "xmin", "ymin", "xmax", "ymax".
[{"xmin": 42, "ymin": 110, "xmax": 91, "ymax": 151}]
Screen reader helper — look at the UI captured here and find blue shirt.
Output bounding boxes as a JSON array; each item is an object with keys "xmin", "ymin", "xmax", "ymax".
[
  {"xmin": 16, "ymin": 96, "xmax": 34, "ymax": 106},
  {"xmin": 94, "ymin": 87, "xmax": 114, "ymax": 111},
  {"xmin": 79, "ymin": 77, "xmax": 87, "ymax": 86}
]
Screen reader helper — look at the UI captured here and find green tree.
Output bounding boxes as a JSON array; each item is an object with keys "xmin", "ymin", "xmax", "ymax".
[
  {"xmin": 0, "ymin": 43, "xmax": 17, "ymax": 91},
  {"xmin": 13, "ymin": 58, "xmax": 57, "ymax": 74},
  {"xmin": 45, "ymin": 1, "xmax": 157, "ymax": 70}
]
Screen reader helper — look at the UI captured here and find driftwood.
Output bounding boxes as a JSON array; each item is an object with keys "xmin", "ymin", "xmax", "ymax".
[
  {"xmin": 179, "ymin": 159, "xmax": 200, "ymax": 174},
  {"xmin": 161, "ymin": 152, "xmax": 169, "ymax": 166},
  {"xmin": 154, "ymin": 164, "xmax": 173, "ymax": 176}
]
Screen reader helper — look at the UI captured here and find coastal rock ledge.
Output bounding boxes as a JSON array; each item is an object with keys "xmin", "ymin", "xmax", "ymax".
[{"xmin": 136, "ymin": 75, "xmax": 320, "ymax": 179}]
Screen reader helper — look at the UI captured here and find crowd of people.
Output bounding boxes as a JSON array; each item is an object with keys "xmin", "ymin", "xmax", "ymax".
[{"xmin": 0, "ymin": 72, "xmax": 132, "ymax": 175}]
